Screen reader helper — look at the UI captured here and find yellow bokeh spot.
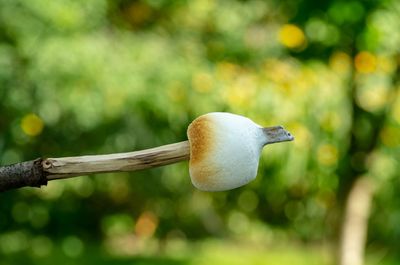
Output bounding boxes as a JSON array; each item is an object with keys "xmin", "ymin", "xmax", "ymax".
[
  {"xmin": 380, "ymin": 126, "xmax": 400, "ymax": 147},
  {"xmin": 225, "ymin": 85, "xmax": 254, "ymax": 107},
  {"xmin": 223, "ymin": 72, "xmax": 257, "ymax": 107},
  {"xmin": 21, "ymin": 114, "xmax": 44, "ymax": 137},
  {"xmin": 329, "ymin": 52, "xmax": 352, "ymax": 74},
  {"xmin": 216, "ymin": 61, "xmax": 239, "ymax": 82},
  {"xmin": 319, "ymin": 112, "xmax": 342, "ymax": 132},
  {"xmin": 355, "ymin": 51, "xmax": 376, "ymax": 74},
  {"xmin": 265, "ymin": 59, "xmax": 295, "ymax": 84},
  {"xmin": 278, "ymin": 24, "xmax": 306, "ymax": 49},
  {"xmin": 317, "ymin": 144, "xmax": 338, "ymax": 166},
  {"xmin": 356, "ymin": 86, "xmax": 388, "ymax": 112},
  {"xmin": 393, "ymin": 96, "xmax": 400, "ymax": 124},
  {"xmin": 192, "ymin": 72, "xmax": 213, "ymax": 93},
  {"xmin": 377, "ymin": 56, "xmax": 396, "ymax": 74},
  {"xmin": 288, "ymin": 123, "xmax": 312, "ymax": 149}
]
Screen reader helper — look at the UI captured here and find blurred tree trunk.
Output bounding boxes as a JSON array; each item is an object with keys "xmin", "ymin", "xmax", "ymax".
[
  {"xmin": 336, "ymin": 57, "xmax": 398, "ymax": 265},
  {"xmin": 339, "ymin": 177, "xmax": 374, "ymax": 265}
]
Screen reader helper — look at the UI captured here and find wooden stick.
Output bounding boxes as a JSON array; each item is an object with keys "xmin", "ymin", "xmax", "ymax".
[
  {"xmin": 0, "ymin": 141, "xmax": 190, "ymax": 192},
  {"xmin": 44, "ymin": 141, "xmax": 190, "ymax": 180}
]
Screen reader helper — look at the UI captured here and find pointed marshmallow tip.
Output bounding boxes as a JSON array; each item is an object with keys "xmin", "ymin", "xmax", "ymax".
[
  {"xmin": 262, "ymin": 125, "xmax": 294, "ymax": 144},
  {"xmin": 282, "ymin": 126, "xmax": 294, "ymax": 141}
]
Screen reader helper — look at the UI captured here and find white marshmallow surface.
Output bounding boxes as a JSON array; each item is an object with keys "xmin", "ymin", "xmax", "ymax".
[{"xmin": 187, "ymin": 112, "xmax": 266, "ymax": 191}]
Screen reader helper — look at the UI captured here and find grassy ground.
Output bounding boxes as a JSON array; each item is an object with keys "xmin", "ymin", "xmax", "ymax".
[{"xmin": 0, "ymin": 239, "xmax": 397, "ymax": 265}]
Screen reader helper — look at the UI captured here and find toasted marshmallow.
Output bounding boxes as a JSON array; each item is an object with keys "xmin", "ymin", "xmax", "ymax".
[
  {"xmin": 187, "ymin": 113, "xmax": 266, "ymax": 191},
  {"xmin": 187, "ymin": 112, "xmax": 294, "ymax": 191}
]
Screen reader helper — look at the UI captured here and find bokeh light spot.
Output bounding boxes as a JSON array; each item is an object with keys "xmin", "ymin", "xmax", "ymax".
[
  {"xmin": 377, "ymin": 56, "xmax": 397, "ymax": 74},
  {"xmin": 317, "ymin": 144, "xmax": 338, "ymax": 166},
  {"xmin": 380, "ymin": 126, "xmax": 400, "ymax": 147},
  {"xmin": 328, "ymin": 1, "xmax": 365, "ymax": 24},
  {"xmin": 0, "ymin": 231, "xmax": 29, "ymax": 254},
  {"xmin": 355, "ymin": 51, "xmax": 376, "ymax": 74},
  {"xmin": 215, "ymin": 62, "xmax": 239, "ymax": 81},
  {"xmin": 101, "ymin": 214, "xmax": 134, "ymax": 236},
  {"xmin": 31, "ymin": 236, "xmax": 53, "ymax": 257},
  {"xmin": 367, "ymin": 152, "xmax": 398, "ymax": 181},
  {"xmin": 192, "ymin": 72, "xmax": 213, "ymax": 93},
  {"xmin": 279, "ymin": 24, "xmax": 306, "ymax": 49},
  {"xmin": 21, "ymin": 113, "xmax": 44, "ymax": 136},
  {"xmin": 225, "ymin": 85, "xmax": 255, "ymax": 107},
  {"xmin": 62, "ymin": 236, "xmax": 84, "ymax": 258},
  {"xmin": 1, "ymin": 149, "xmax": 22, "ymax": 165},
  {"xmin": 284, "ymin": 200, "xmax": 305, "ymax": 221},
  {"xmin": 329, "ymin": 52, "xmax": 352, "ymax": 74},
  {"xmin": 12, "ymin": 202, "xmax": 30, "ymax": 223},
  {"xmin": 288, "ymin": 123, "xmax": 312, "ymax": 149},
  {"xmin": 238, "ymin": 190, "xmax": 259, "ymax": 212},
  {"xmin": 228, "ymin": 211, "xmax": 249, "ymax": 234},
  {"xmin": 319, "ymin": 112, "xmax": 342, "ymax": 132},
  {"xmin": 305, "ymin": 19, "xmax": 340, "ymax": 46},
  {"xmin": 30, "ymin": 205, "xmax": 49, "ymax": 228},
  {"xmin": 356, "ymin": 86, "xmax": 388, "ymax": 112},
  {"xmin": 38, "ymin": 181, "xmax": 65, "ymax": 200},
  {"xmin": 393, "ymin": 97, "xmax": 400, "ymax": 124},
  {"xmin": 135, "ymin": 211, "xmax": 158, "ymax": 239}
]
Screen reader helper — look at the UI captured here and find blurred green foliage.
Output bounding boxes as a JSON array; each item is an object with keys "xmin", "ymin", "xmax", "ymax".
[{"xmin": 0, "ymin": 0, "xmax": 400, "ymax": 264}]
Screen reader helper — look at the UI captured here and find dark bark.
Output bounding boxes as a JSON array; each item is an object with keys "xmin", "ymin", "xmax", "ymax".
[{"xmin": 0, "ymin": 158, "xmax": 47, "ymax": 192}]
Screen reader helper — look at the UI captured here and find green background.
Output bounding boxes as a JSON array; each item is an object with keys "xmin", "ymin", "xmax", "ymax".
[{"xmin": 0, "ymin": 0, "xmax": 399, "ymax": 264}]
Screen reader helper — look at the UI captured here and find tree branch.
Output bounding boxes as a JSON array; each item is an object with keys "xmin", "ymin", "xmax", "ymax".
[
  {"xmin": 44, "ymin": 141, "xmax": 190, "ymax": 180},
  {"xmin": 0, "ymin": 141, "xmax": 190, "ymax": 192},
  {"xmin": 0, "ymin": 158, "xmax": 48, "ymax": 192}
]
